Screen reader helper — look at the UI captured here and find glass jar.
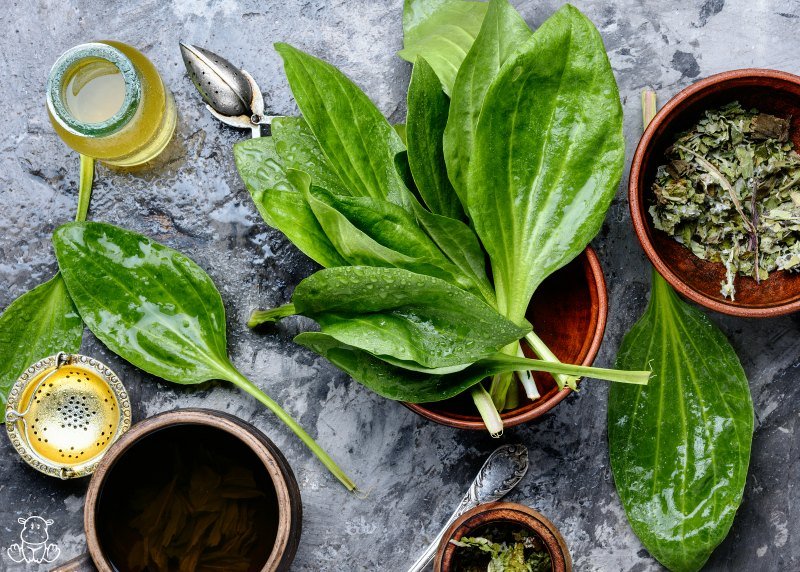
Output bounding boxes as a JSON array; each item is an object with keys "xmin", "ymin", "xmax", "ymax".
[{"xmin": 46, "ymin": 41, "xmax": 177, "ymax": 167}]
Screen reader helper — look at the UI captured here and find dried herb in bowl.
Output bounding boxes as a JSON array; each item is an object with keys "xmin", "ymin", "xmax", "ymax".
[
  {"xmin": 650, "ymin": 101, "xmax": 800, "ymax": 299},
  {"xmin": 450, "ymin": 524, "xmax": 552, "ymax": 572}
]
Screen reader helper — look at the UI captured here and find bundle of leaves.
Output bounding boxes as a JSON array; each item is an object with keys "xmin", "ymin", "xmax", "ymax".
[{"xmin": 235, "ymin": 0, "xmax": 645, "ymax": 433}]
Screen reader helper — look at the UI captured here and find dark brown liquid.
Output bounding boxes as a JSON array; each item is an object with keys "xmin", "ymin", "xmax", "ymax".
[{"xmin": 96, "ymin": 424, "xmax": 279, "ymax": 572}]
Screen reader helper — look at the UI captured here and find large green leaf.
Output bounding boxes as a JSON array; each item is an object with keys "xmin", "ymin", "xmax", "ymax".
[
  {"xmin": 609, "ymin": 272, "xmax": 753, "ymax": 572},
  {"xmin": 275, "ymin": 43, "xmax": 409, "ymax": 209},
  {"xmin": 53, "ymin": 221, "xmax": 357, "ymax": 490},
  {"xmin": 406, "ymin": 57, "xmax": 464, "ymax": 220},
  {"xmin": 254, "ymin": 187, "xmax": 346, "ymax": 268},
  {"xmin": 233, "ymin": 137, "xmax": 346, "ymax": 268},
  {"xmin": 468, "ymin": 5, "xmax": 624, "ymax": 323},
  {"xmin": 398, "ymin": 0, "xmax": 488, "ymax": 95},
  {"xmin": 410, "ymin": 199, "xmax": 495, "ymax": 305},
  {"xmin": 257, "ymin": 266, "xmax": 529, "ymax": 369},
  {"xmin": 443, "ymin": 0, "xmax": 532, "ymax": 204},
  {"xmin": 53, "ymin": 222, "xmax": 234, "ymax": 383},
  {"xmin": 296, "ymin": 332, "xmax": 509, "ymax": 402},
  {"xmin": 304, "ymin": 186, "xmax": 476, "ymax": 294},
  {"xmin": 233, "ymin": 136, "xmax": 293, "ymax": 196},
  {"xmin": 298, "ymin": 332, "xmax": 646, "ymax": 403},
  {"xmin": 270, "ymin": 116, "xmax": 349, "ymax": 196},
  {"xmin": 0, "ymin": 274, "xmax": 83, "ymax": 413}
]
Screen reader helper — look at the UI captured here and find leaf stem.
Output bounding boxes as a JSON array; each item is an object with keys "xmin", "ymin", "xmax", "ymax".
[
  {"xmin": 225, "ymin": 368, "xmax": 357, "ymax": 491},
  {"xmin": 515, "ymin": 343, "xmax": 540, "ymax": 399},
  {"xmin": 471, "ymin": 384, "xmax": 503, "ymax": 437},
  {"xmin": 248, "ymin": 303, "xmax": 297, "ymax": 327},
  {"xmin": 524, "ymin": 331, "xmax": 577, "ymax": 391},
  {"xmin": 75, "ymin": 155, "xmax": 95, "ymax": 222},
  {"xmin": 489, "ymin": 372, "xmax": 511, "ymax": 410},
  {"xmin": 488, "ymin": 339, "xmax": 522, "ymax": 409},
  {"xmin": 642, "ymin": 88, "xmax": 658, "ymax": 127},
  {"xmin": 489, "ymin": 354, "xmax": 650, "ymax": 385}
]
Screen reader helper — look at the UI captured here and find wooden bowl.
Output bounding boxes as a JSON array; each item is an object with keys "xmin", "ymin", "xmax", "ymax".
[
  {"xmin": 434, "ymin": 501, "xmax": 572, "ymax": 572},
  {"xmin": 404, "ymin": 247, "xmax": 607, "ymax": 430},
  {"xmin": 629, "ymin": 68, "xmax": 800, "ymax": 317},
  {"xmin": 83, "ymin": 409, "xmax": 302, "ymax": 572}
]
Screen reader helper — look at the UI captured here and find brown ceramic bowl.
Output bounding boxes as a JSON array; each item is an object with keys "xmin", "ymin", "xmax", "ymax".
[
  {"xmin": 83, "ymin": 409, "xmax": 302, "ymax": 572},
  {"xmin": 630, "ymin": 68, "xmax": 800, "ymax": 317},
  {"xmin": 404, "ymin": 247, "xmax": 607, "ymax": 429},
  {"xmin": 434, "ymin": 502, "xmax": 572, "ymax": 572}
]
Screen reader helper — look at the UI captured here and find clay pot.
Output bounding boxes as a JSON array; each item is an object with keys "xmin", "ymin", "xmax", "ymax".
[
  {"xmin": 629, "ymin": 68, "xmax": 800, "ymax": 317},
  {"xmin": 80, "ymin": 408, "xmax": 302, "ymax": 572},
  {"xmin": 434, "ymin": 501, "xmax": 572, "ymax": 572}
]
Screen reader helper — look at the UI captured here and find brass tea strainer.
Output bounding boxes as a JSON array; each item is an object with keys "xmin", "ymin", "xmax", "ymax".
[{"xmin": 5, "ymin": 353, "xmax": 131, "ymax": 479}]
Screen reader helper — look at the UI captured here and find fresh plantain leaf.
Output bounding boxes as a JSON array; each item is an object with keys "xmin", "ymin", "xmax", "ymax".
[
  {"xmin": 443, "ymin": 0, "xmax": 532, "ymax": 204},
  {"xmin": 296, "ymin": 332, "xmax": 488, "ymax": 402},
  {"xmin": 394, "ymin": 150, "xmax": 416, "ymax": 194},
  {"xmin": 393, "ymin": 123, "xmax": 408, "ymax": 146},
  {"xmin": 609, "ymin": 272, "xmax": 753, "ymax": 572},
  {"xmin": 275, "ymin": 43, "xmax": 410, "ymax": 209},
  {"xmin": 53, "ymin": 221, "xmax": 357, "ymax": 490},
  {"xmin": 233, "ymin": 137, "xmax": 346, "ymax": 267},
  {"xmin": 54, "ymin": 222, "xmax": 236, "ymax": 383},
  {"xmin": 258, "ymin": 266, "xmax": 529, "ymax": 369},
  {"xmin": 299, "ymin": 332, "xmax": 647, "ymax": 403},
  {"xmin": 407, "ymin": 57, "xmax": 464, "ymax": 220},
  {"xmin": 409, "ymin": 199, "xmax": 495, "ymax": 305},
  {"xmin": 254, "ymin": 187, "xmax": 346, "ymax": 268},
  {"xmin": 233, "ymin": 136, "xmax": 295, "ymax": 197},
  {"xmin": 270, "ymin": 116, "xmax": 349, "ymax": 196},
  {"xmin": 304, "ymin": 186, "xmax": 476, "ymax": 294},
  {"xmin": 468, "ymin": 5, "xmax": 624, "ymax": 324},
  {"xmin": 0, "ymin": 274, "xmax": 83, "ymax": 413},
  {"xmin": 398, "ymin": 0, "xmax": 488, "ymax": 95}
]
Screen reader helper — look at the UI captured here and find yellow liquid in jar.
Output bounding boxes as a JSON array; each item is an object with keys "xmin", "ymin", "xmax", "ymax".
[
  {"xmin": 48, "ymin": 41, "xmax": 177, "ymax": 167},
  {"xmin": 64, "ymin": 58, "xmax": 126, "ymax": 123}
]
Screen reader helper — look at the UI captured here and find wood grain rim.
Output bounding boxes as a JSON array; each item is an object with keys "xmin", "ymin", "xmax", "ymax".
[
  {"xmin": 403, "ymin": 247, "xmax": 608, "ymax": 430},
  {"xmin": 83, "ymin": 408, "xmax": 302, "ymax": 572},
  {"xmin": 433, "ymin": 501, "xmax": 572, "ymax": 572},
  {"xmin": 629, "ymin": 67, "xmax": 800, "ymax": 317}
]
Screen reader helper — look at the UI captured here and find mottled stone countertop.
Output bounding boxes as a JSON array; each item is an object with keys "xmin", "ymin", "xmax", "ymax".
[{"xmin": 1, "ymin": 1, "xmax": 799, "ymax": 570}]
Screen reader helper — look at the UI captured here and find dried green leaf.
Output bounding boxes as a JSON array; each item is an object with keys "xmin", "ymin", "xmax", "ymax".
[{"xmin": 651, "ymin": 101, "xmax": 800, "ymax": 299}]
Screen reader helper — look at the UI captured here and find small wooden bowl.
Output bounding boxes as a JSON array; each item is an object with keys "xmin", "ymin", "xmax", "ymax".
[
  {"xmin": 83, "ymin": 408, "xmax": 302, "ymax": 572},
  {"xmin": 434, "ymin": 502, "xmax": 572, "ymax": 572},
  {"xmin": 630, "ymin": 68, "xmax": 800, "ymax": 317},
  {"xmin": 404, "ymin": 247, "xmax": 607, "ymax": 429}
]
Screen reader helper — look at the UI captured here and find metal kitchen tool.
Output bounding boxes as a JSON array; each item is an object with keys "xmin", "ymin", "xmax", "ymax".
[
  {"xmin": 407, "ymin": 444, "xmax": 529, "ymax": 572},
  {"xmin": 179, "ymin": 42, "xmax": 272, "ymax": 138},
  {"xmin": 5, "ymin": 353, "xmax": 131, "ymax": 479}
]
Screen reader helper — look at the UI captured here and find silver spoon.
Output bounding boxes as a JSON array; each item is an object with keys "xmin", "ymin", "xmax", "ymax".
[
  {"xmin": 407, "ymin": 444, "xmax": 529, "ymax": 572},
  {"xmin": 179, "ymin": 43, "xmax": 273, "ymax": 138}
]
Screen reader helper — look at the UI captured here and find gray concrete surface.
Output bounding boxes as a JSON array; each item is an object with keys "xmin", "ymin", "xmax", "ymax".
[{"xmin": 1, "ymin": 0, "xmax": 799, "ymax": 570}]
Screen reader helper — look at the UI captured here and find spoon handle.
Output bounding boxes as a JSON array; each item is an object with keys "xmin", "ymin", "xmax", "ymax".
[
  {"xmin": 406, "ymin": 444, "xmax": 528, "ymax": 572},
  {"xmin": 406, "ymin": 493, "xmax": 479, "ymax": 572}
]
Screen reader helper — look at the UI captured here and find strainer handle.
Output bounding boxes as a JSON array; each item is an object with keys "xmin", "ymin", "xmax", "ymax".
[{"xmin": 6, "ymin": 353, "xmax": 72, "ymax": 422}]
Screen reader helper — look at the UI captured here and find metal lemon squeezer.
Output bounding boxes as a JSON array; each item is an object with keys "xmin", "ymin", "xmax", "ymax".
[{"xmin": 179, "ymin": 42, "xmax": 273, "ymax": 138}]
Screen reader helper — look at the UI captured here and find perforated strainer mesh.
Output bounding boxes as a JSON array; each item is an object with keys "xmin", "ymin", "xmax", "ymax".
[{"xmin": 5, "ymin": 353, "xmax": 131, "ymax": 479}]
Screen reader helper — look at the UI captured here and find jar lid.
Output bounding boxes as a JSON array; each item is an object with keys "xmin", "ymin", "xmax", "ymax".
[
  {"xmin": 46, "ymin": 42, "xmax": 141, "ymax": 138},
  {"xmin": 5, "ymin": 353, "xmax": 132, "ymax": 479}
]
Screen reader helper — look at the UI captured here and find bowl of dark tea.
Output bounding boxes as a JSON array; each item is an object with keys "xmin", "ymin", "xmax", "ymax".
[
  {"xmin": 630, "ymin": 68, "xmax": 800, "ymax": 317},
  {"xmin": 83, "ymin": 409, "xmax": 301, "ymax": 572},
  {"xmin": 434, "ymin": 502, "xmax": 571, "ymax": 572}
]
